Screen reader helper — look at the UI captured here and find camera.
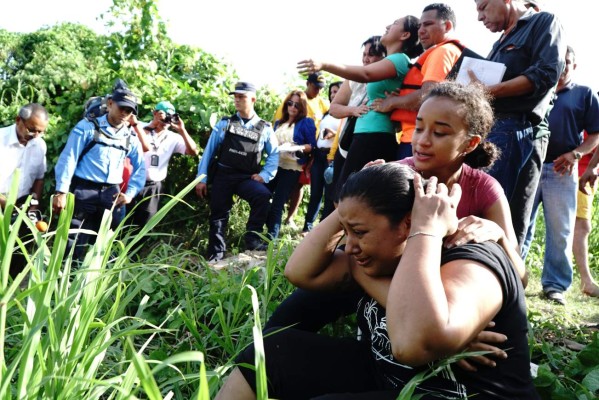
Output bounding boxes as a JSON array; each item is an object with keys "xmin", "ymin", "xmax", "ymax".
[{"xmin": 163, "ymin": 113, "xmax": 180, "ymax": 124}]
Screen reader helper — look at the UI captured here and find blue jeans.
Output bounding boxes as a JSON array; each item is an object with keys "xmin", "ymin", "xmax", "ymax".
[
  {"xmin": 266, "ymin": 168, "xmax": 301, "ymax": 239},
  {"xmin": 521, "ymin": 162, "xmax": 577, "ymax": 292},
  {"xmin": 303, "ymin": 149, "xmax": 330, "ymax": 232},
  {"xmin": 486, "ymin": 116, "xmax": 534, "ymax": 201}
]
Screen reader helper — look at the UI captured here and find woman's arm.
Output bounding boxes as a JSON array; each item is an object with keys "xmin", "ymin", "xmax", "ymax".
[
  {"xmin": 386, "ymin": 176, "xmax": 503, "ymax": 366},
  {"xmin": 285, "ymin": 210, "xmax": 353, "ymax": 291},
  {"xmin": 329, "ymin": 81, "xmax": 370, "ymax": 119},
  {"xmin": 298, "ymin": 58, "xmax": 397, "ymax": 83},
  {"xmin": 295, "ymin": 118, "xmax": 317, "ymax": 153}
]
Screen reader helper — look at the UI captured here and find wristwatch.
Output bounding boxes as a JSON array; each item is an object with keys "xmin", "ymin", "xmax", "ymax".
[{"xmin": 572, "ymin": 150, "xmax": 583, "ymax": 160}]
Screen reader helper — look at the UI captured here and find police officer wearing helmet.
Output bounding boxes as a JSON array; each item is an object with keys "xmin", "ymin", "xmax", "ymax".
[
  {"xmin": 53, "ymin": 86, "xmax": 146, "ymax": 259},
  {"xmin": 195, "ymin": 82, "xmax": 279, "ymax": 262}
]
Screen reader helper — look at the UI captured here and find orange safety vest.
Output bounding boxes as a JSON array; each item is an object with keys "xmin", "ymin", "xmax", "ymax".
[{"xmin": 391, "ymin": 39, "xmax": 465, "ymax": 143}]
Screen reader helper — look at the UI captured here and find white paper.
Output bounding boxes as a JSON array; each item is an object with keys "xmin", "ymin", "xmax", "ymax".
[
  {"xmin": 277, "ymin": 142, "xmax": 305, "ymax": 153},
  {"xmin": 455, "ymin": 56, "xmax": 506, "ymax": 86}
]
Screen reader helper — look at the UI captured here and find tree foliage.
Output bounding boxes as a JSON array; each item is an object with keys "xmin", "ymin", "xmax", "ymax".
[{"xmin": 0, "ymin": 0, "xmax": 280, "ymax": 213}]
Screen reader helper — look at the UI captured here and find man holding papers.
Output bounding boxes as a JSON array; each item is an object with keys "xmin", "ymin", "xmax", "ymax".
[{"xmin": 472, "ymin": 0, "xmax": 565, "ymax": 249}]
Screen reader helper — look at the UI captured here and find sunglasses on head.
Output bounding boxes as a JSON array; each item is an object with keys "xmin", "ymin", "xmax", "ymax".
[{"xmin": 287, "ymin": 100, "xmax": 301, "ymax": 109}]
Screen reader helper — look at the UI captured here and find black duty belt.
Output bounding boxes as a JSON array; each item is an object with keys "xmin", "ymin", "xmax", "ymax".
[{"xmin": 72, "ymin": 176, "xmax": 118, "ymax": 191}]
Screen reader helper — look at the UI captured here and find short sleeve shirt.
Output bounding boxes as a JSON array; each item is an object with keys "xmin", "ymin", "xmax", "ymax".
[
  {"xmin": 355, "ymin": 53, "xmax": 410, "ymax": 135},
  {"xmin": 400, "ymin": 158, "xmax": 503, "ymax": 218},
  {"xmin": 142, "ymin": 127, "xmax": 187, "ymax": 182}
]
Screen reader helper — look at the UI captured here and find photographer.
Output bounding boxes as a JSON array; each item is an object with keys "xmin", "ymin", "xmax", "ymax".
[{"xmin": 129, "ymin": 101, "xmax": 199, "ymax": 226}]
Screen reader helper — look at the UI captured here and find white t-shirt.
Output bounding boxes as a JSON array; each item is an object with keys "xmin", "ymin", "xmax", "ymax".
[
  {"xmin": 317, "ymin": 113, "xmax": 341, "ymax": 149},
  {"xmin": 141, "ymin": 126, "xmax": 186, "ymax": 182},
  {"xmin": 0, "ymin": 124, "xmax": 47, "ymax": 198},
  {"xmin": 275, "ymin": 122, "xmax": 302, "ymax": 171}
]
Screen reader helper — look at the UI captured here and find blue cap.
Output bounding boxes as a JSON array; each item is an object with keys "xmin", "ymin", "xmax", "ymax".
[
  {"xmin": 111, "ymin": 88, "xmax": 138, "ymax": 115},
  {"xmin": 229, "ymin": 81, "xmax": 257, "ymax": 95}
]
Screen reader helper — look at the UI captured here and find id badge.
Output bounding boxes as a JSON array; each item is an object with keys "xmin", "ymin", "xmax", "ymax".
[{"xmin": 150, "ymin": 154, "xmax": 159, "ymax": 166}]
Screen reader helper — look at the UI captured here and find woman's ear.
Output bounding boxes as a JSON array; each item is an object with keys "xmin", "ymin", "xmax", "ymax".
[
  {"xmin": 401, "ymin": 213, "xmax": 411, "ymax": 235},
  {"xmin": 400, "ymin": 31, "xmax": 411, "ymax": 42},
  {"xmin": 464, "ymin": 135, "xmax": 482, "ymax": 154}
]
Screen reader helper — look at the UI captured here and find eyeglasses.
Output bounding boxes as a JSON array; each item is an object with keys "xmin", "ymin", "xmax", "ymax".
[
  {"xmin": 20, "ymin": 120, "xmax": 45, "ymax": 137},
  {"xmin": 287, "ymin": 100, "xmax": 300, "ymax": 109}
]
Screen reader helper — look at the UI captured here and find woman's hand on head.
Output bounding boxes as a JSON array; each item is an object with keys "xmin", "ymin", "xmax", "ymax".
[
  {"xmin": 297, "ymin": 59, "xmax": 323, "ymax": 74},
  {"xmin": 444, "ymin": 216, "xmax": 504, "ymax": 249},
  {"xmin": 411, "ymin": 175, "xmax": 461, "ymax": 238}
]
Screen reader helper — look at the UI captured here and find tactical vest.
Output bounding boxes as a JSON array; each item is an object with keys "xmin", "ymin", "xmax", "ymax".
[
  {"xmin": 391, "ymin": 39, "xmax": 466, "ymax": 143},
  {"xmin": 218, "ymin": 116, "xmax": 268, "ymax": 174}
]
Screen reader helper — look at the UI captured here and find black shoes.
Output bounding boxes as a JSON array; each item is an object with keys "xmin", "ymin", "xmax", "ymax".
[{"xmin": 246, "ymin": 239, "xmax": 268, "ymax": 252}]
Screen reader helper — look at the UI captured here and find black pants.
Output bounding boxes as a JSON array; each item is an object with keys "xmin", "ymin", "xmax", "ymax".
[
  {"xmin": 9, "ymin": 196, "xmax": 38, "ymax": 278},
  {"xmin": 208, "ymin": 166, "xmax": 271, "ymax": 256},
  {"xmin": 69, "ymin": 178, "xmax": 124, "ymax": 260},
  {"xmin": 129, "ymin": 180, "xmax": 163, "ymax": 226},
  {"xmin": 335, "ymin": 133, "xmax": 398, "ymax": 201},
  {"xmin": 236, "ymin": 328, "xmax": 460, "ymax": 400},
  {"xmin": 264, "ymin": 287, "xmax": 363, "ymax": 332}
]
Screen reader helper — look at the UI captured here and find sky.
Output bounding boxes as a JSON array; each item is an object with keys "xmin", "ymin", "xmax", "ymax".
[{"xmin": 1, "ymin": 0, "xmax": 597, "ymax": 94}]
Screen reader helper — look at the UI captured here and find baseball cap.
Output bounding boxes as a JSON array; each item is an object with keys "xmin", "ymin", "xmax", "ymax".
[
  {"xmin": 111, "ymin": 88, "xmax": 138, "ymax": 114},
  {"xmin": 229, "ymin": 81, "xmax": 257, "ymax": 95},
  {"xmin": 307, "ymin": 72, "xmax": 326, "ymax": 88},
  {"xmin": 155, "ymin": 100, "xmax": 176, "ymax": 114}
]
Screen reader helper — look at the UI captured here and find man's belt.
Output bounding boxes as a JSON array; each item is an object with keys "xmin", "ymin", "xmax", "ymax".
[{"xmin": 72, "ymin": 176, "xmax": 118, "ymax": 190}]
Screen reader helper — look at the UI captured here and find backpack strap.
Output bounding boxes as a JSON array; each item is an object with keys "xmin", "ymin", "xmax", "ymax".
[
  {"xmin": 77, "ymin": 117, "xmax": 101, "ymax": 163},
  {"xmin": 77, "ymin": 117, "xmax": 132, "ymax": 165}
]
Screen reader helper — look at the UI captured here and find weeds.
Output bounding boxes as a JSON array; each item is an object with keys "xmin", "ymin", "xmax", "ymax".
[{"xmin": 1, "ymin": 178, "xmax": 598, "ymax": 399}]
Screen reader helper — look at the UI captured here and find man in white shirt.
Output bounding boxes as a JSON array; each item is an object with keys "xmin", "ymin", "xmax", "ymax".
[
  {"xmin": 0, "ymin": 103, "xmax": 49, "ymax": 210},
  {"xmin": 128, "ymin": 100, "xmax": 198, "ymax": 225},
  {"xmin": 0, "ymin": 103, "xmax": 49, "ymax": 278}
]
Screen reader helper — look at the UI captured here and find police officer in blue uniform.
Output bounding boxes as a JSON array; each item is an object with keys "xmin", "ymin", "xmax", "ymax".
[
  {"xmin": 53, "ymin": 87, "xmax": 146, "ymax": 259},
  {"xmin": 196, "ymin": 82, "xmax": 279, "ymax": 262}
]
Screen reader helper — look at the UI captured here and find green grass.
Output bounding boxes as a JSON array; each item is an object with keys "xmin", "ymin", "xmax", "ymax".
[{"xmin": 2, "ymin": 178, "xmax": 599, "ymax": 399}]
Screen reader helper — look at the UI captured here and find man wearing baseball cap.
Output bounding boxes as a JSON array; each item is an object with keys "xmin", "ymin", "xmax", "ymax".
[
  {"xmin": 196, "ymin": 81, "xmax": 279, "ymax": 262},
  {"xmin": 53, "ymin": 84, "xmax": 146, "ymax": 259},
  {"xmin": 128, "ymin": 100, "xmax": 199, "ymax": 226}
]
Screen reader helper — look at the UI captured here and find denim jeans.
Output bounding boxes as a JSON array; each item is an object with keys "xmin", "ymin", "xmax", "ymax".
[
  {"xmin": 511, "ymin": 135, "xmax": 548, "ymax": 249},
  {"xmin": 266, "ymin": 167, "xmax": 301, "ymax": 239},
  {"xmin": 486, "ymin": 116, "xmax": 534, "ymax": 201},
  {"xmin": 303, "ymin": 149, "xmax": 330, "ymax": 232},
  {"xmin": 521, "ymin": 162, "xmax": 577, "ymax": 292}
]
